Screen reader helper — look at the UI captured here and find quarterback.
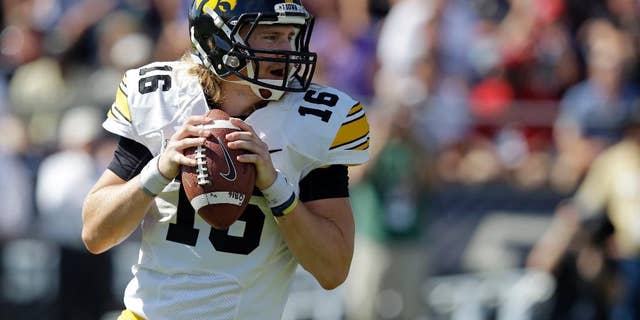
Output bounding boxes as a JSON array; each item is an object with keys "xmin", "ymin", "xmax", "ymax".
[{"xmin": 81, "ymin": 0, "xmax": 369, "ymax": 319}]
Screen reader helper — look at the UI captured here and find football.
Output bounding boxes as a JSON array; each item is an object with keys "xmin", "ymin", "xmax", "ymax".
[{"xmin": 181, "ymin": 109, "xmax": 256, "ymax": 229}]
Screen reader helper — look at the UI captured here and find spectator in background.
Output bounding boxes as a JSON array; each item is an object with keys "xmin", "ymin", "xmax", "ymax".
[
  {"xmin": 527, "ymin": 202, "xmax": 614, "ymax": 320},
  {"xmin": 80, "ymin": 10, "xmax": 155, "ymax": 108},
  {"xmin": 0, "ymin": 0, "xmax": 48, "ymax": 74},
  {"xmin": 36, "ymin": 106, "xmax": 117, "ymax": 319},
  {"xmin": 604, "ymin": 0, "xmax": 640, "ymax": 89},
  {"xmin": 150, "ymin": 0, "xmax": 191, "ymax": 62},
  {"xmin": 347, "ymin": 103, "xmax": 431, "ymax": 320},
  {"xmin": 344, "ymin": 3, "xmax": 440, "ymax": 314},
  {"xmin": 0, "ymin": 115, "xmax": 64, "ymax": 319},
  {"xmin": 551, "ymin": 19, "xmax": 640, "ymax": 192},
  {"xmin": 374, "ymin": 0, "xmax": 437, "ymax": 107},
  {"xmin": 375, "ymin": 0, "xmax": 470, "ymax": 154},
  {"xmin": 0, "ymin": 115, "xmax": 33, "ymax": 240},
  {"xmin": 305, "ymin": 0, "xmax": 378, "ymax": 103},
  {"xmin": 528, "ymin": 104, "xmax": 640, "ymax": 320},
  {"xmin": 0, "ymin": 77, "xmax": 8, "ymax": 116}
]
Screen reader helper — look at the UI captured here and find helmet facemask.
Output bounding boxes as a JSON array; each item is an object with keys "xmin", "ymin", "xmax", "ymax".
[{"xmin": 190, "ymin": 1, "xmax": 317, "ymax": 100}]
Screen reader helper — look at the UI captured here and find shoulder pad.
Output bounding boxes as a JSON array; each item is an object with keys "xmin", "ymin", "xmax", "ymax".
[
  {"xmin": 104, "ymin": 61, "xmax": 205, "ymax": 140},
  {"xmin": 279, "ymin": 84, "xmax": 370, "ymax": 165}
]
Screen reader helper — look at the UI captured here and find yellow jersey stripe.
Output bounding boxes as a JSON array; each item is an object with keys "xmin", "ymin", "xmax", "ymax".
[
  {"xmin": 347, "ymin": 103, "xmax": 362, "ymax": 116},
  {"xmin": 330, "ymin": 113, "xmax": 369, "ymax": 149},
  {"xmin": 331, "ymin": 132, "xmax": 369, "ymax": 150},
  {"xmin": 114, "ymin": 87, "xmax": 131, "ymax": 122},
  {"xmin": 110, "ymin": 104, "xmax": 128, "ymax": 122},
  {"xmin": 349, "ymin": 138, "xmax": 369, "ymax": 151},
  {"xmin": 119, "ymin": 81, "xmax": 128, "ymax": 94},
  {"xmin": 117, "ymin": 309, "xmax": 145, "ymax": 320}
]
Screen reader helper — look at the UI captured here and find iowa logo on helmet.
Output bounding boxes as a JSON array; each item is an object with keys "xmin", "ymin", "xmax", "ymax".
[{"xmin": 195, "ymin": 0, "xmax": 237, "ymax": 13}]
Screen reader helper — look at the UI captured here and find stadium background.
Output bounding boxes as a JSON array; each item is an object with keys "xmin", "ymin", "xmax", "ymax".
[{"xmin": 1, "ymin": 0, "xmax": 639, "ymax": 319}]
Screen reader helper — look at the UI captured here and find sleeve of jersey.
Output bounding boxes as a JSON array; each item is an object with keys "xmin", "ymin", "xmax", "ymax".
[
  {"xmin": 103, "ymin": 71, "xmax": 138, "ymax": 141},
  {"xmin": 327, "ymin": 102, "xmax": 370, "ymax": 165},
  {"xmin": 285, "ymin": 88, "xmax": 370, "ymax": 166}
]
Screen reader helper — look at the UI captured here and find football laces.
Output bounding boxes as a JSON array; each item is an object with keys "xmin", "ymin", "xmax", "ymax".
[{"xmin": 195, "ymin": 145, "xmax": 211, "ymax": 185}]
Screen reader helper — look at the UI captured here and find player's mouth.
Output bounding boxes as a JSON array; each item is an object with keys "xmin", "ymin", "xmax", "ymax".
[{"xmin": 269, "ymin": 68, "xmax": 285, "ymax": 78}]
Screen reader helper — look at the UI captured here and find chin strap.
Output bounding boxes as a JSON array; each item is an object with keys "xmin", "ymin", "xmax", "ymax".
[
  {"xmin": 217, "ymin": 77, "xmax": 286, "ymax": 101},
  {"xmin": 248, "ymin": 80, "xmax": 286, "ymax": 101},
  {"xmin": 190, "ymin": 52, "xmax": 287, "ymax": 101}
]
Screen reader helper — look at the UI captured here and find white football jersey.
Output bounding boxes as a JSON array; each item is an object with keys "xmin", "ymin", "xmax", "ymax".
[{"xmin": 103, "ymin": 61, "xmax": 369, "ymax": 320}]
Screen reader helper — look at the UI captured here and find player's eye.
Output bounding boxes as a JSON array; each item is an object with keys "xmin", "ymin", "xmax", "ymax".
[{"xmin": 262, "ymin": 34, "xmax": 279, "ymax": 42}]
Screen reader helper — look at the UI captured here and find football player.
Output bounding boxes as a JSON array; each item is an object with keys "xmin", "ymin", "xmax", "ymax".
[{"xmin": 81, "ymin": 0, "xmax": 370, "ymax": 319}]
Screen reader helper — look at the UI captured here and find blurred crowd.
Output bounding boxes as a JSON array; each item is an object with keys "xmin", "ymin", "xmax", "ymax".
[{"xmin": 2, "ymin": 0, "xmax": 640, "ymax": 319}]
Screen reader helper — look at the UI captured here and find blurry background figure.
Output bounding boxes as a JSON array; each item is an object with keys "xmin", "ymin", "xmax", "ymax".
[
  {"xmin": 529, "ymin": 104, "xmax": 640, "ymax": 320},
  {"xmin": 551, "ymin": 19, "xmax": 640, "ymax": 192},
  {"xmin": 347, "ymin": 103, "xmax": 432, "ymax": 320},
  {"xmin": 527, "ymin": 203, "xmax": 614, "ymax": 320},
  {"xmin": 342, "ymin": 2, "xmax": 440, "ymax": 318},
  {"xmin": 35, "ymin": 105, "xmax": 118, "ymax": 319},
  {"xmin": 375, "ymin": 0, "xmax": 471, "ymax": 155},
  {"xmin": 0, "ymin": 115, "xmax": 33, "ymax": 240},
  {"xmin": 374, "ymin": 0, "xmax": 437, "ymax": 107},
  {"xmin": 0, "ymin": 114, "xmax": 56, "ymax": 319},
  {"xmin": 306, "ymin": 0, "xmax": 379, "ymax": 104}
]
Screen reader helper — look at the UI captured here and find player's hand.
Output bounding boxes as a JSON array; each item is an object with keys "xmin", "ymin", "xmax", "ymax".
[
  {"xmin": 158, "ymin": 115, "xmax": 212, "ymax": 179},
  {"xmin": 226, "ymin": 117, "xmax": 277, "ymax": 190}
]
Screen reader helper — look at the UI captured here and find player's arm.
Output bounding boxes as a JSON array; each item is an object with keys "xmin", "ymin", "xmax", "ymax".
[
  {"xmin": 82, "ymin": 116, "xmax": 212, "ymax": 254},
  {"xmin": 227, "ymin": 118, "xmax": 356, "ymax": 289},
  {"xmin": 82, "ymin": 168, "xmax": 155, "ymax": 254},
  {"xmin": 527, "ymin": 153, "xmax": 611, "ymax": 272},
  {"xmin": 526, "ymin": 201, "xmax": 580, "ymax": 272},
  {"xmin": 274, "ymin": 171, "xmax": 354, "ymax": 290}
]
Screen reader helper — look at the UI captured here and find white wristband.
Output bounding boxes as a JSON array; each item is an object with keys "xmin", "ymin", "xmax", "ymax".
[
  {"xmin": 139, "ymin": 156, "xmax": 172, "ymax": 196},
  {"xmin": 260, "ymin": 171, "xmax": 297, "ymax": 217}
]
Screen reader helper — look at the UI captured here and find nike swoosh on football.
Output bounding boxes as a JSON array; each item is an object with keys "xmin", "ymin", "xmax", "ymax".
[
  {"xmin": 216, "ymin": 136, "xmax": 237, "ymax": 181},
  {"xmin": 268, "ymin": 149, "xmax": 283, "ymax": 154}
]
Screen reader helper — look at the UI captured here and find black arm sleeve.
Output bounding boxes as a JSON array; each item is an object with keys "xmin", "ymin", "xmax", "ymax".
[
  {"xmin": 298, "ymin": 165, "xmax": 349, "ymax": 202},
  {"xmin": 107, "ymin": 137, "xmax": 154, "ymax": 181}
]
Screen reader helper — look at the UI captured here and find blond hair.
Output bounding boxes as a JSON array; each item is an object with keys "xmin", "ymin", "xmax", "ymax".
[{"xmin": 182, "ymin": 54, "xmax": 224, "ymax": 105}]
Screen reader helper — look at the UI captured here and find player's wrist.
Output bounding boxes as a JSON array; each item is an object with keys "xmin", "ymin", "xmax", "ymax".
[
  {"xmin": 139, "ymin": 156, "xmax": 172, "ymax": 196},
  {"xmin": 260, "ymin": 170, "xmax": 297, "ymax": 217},
  {"xmin": 255, "ymin": 168, "xmax": 278, "ymax": 190},
  {"xmin": 157, "ymin": 154, "xmax": 178, "ymax": 180}
]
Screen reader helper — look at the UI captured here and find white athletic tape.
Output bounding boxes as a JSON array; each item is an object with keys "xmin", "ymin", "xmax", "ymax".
[
  {"xmin": 190, "ymin": 191, "xmax": 245, "ymax": 211},
  {"xmin": 200, "ymin": 120, "xmax": 240, "ymax": 130},
  {"xmin": 172, "ymin": 120, "xmax": 240, "ymax": 133},
  {"xmin": 260, "ymin": 171, "xmax": 295, "ymax": 208},
  {"xmin": 139, "ymin": 156, "xmax": 172, "ymax": 196}
]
